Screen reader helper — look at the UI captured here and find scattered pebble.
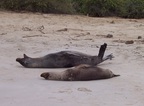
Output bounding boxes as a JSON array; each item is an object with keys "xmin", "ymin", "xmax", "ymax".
[
  {"xmin": 106, "ymin": 34, "xmax": 113, "ymax": 38},
  {"xmin": 57, "ymin": 28, "xmax": 68, "ymax": 32},
  {"xmin": 110, "ymin": 20, "xmax": 115, "ymax": 24},
  {"xmin": 86, "ymin": 32, "xmax": 90, "ymax": 35},
  {"xmin": 0, "ymin": 33, "xmax": 7, "ymax": 35},
  {"xmin": 125, "ymin": 40, "xmax": 134, "ymax": 44},
  {"xmin": 138, "ymin": 36, "xmax": 142, "ymax": 39}
]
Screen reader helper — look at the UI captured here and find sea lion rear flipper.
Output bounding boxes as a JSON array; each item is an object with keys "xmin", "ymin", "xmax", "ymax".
[
  {"xmin": 102, "ymin": 53, "xmax": 114, "ymax": 62},
  {"xmin": 98, "ymin": 43, "xmax": 107, "ymax": 60},
  {"xmin": 113, "ymin": 74, "xmax": 120, "ymax": 77}
]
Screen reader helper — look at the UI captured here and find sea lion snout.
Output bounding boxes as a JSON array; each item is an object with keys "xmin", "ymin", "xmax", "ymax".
[
  {"xmin": 16, "ymin": 58, "xmax": 21, "ymax": 62},
  {"xmin": 41, "ymin": 73, "xmax": 50, "ymax": 79},
  {"xmin": 16, "ymin": 54, "xmax": 28, "ymax": 62},
  {"xmin": 16, "ymin": 58, "xmax": 24, "ymax": 64},
  {"xmin": 16, "ymin": 58, "xmax": 26, "ymax": 66}
]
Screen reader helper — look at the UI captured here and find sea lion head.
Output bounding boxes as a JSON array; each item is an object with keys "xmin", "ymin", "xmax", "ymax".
[
  {"xmin": 16, "ymin": 54, "xmax": 33, "ymax": 68},
  {"xmin": 41, "ymin": 72, "xmax": 50, "ymax": 79},
  {"xmin": 41, "ymin": 72, "xmax": 63, "ymax": 80}
]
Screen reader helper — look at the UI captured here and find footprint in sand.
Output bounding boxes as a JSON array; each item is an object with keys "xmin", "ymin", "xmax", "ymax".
[
  {"xmin": 77, "ymin": 87, "xmax": 92, "ymax": 92},
  {"xmin": 58, "ymin": 89, "xmax": 73, "ymax": 93}
]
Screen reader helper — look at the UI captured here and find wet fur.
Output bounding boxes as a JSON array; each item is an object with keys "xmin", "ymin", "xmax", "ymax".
[{"xmin": 41, "ymin": 64, "xmax": 120, "ymax": 81}]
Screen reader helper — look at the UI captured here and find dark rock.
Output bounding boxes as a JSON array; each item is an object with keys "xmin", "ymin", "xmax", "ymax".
[
  {"xmin": 106, "ymin": 34, "xmax": 113, "ymax": 38},
  {"xmin": 138, "ymin": 36, "xmax": 142, "ymax": 39},
  {"xmin": 125, "ymin": 40, "xmax": 134, "ymax": 44}
]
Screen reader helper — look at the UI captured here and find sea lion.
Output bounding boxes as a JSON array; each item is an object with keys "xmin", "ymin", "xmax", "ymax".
[
  {"xmin": 16, "ymin": 43, "xmax": 113, "ymax": 68},
  {"xmin": 40, "ymin": 64, "xmax": 120, "ymax": 81}
]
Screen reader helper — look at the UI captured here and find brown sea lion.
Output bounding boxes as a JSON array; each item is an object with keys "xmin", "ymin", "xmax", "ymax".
[
  {"xmin": 40, "ymin": 64, "xmax": 120, "ymax": 81},
  {"xmin": 16, "ymin": 43, "xmax": 113, "ymax": 68}
]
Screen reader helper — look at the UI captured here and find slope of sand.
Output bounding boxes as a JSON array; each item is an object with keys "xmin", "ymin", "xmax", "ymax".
[{"xmin": 0, "ymin": 11, "xmax": 144, "ymax": 106}]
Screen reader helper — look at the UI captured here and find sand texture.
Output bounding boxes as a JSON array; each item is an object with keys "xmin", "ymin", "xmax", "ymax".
[{"xmin": 0, "ymin": 11, "xmax": 144, "ymax": 106}]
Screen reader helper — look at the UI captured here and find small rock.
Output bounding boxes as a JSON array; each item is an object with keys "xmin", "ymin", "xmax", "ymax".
[
  {"xmin": 57, "ymin": 28, "xmax": 68, "ymax": 32},
  {"xmin": 125, "ymin": 40, "xmax": 134, "ymax": 44},
  {"xmin": 0, "ymin": 33, "xmax": 7, "ymax": 35},
  {"xmin": 106, "ymin": 34, "xmax": 113, "ymax": 38},
  {"xmin": 86, "ymin": 32, "xmax": 90, "ymax": 35},
  {"xmin": 138, "ymin": 36, "xmax": 142, "ymax": 39},
  {"xmin": 110, "ymin": 20, "xmax": 115, "ymax": 24}
]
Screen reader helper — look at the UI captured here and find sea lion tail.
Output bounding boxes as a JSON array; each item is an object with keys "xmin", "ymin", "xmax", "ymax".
[{"xmin": 113, "ymin": 74, "xmax": 120, "ymax": 77}]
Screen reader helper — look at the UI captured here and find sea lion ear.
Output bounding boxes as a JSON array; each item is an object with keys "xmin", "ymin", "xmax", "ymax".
[{"xmin": 23, "ymin": 54, "xmax": 29, "ymax": 58}]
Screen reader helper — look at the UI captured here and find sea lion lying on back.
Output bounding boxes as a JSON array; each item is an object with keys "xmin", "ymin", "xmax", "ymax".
[
  {"xmin": 16, "ymin": 43, "xmax": 113, "ymax": 68},
  {"xmin": 41, "ymin": 64, "xmax": 120, "ymax": 81}
]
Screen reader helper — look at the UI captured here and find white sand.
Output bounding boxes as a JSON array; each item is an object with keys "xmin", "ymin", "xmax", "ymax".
[{"xmin": 0, "ymin": 11, "xmax": 144, "ymax": 106}]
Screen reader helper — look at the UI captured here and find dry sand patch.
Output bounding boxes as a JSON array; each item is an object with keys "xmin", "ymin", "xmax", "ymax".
[{"xmin": 0, "ymin": 11, "xmax": 144, "ymax": 106}]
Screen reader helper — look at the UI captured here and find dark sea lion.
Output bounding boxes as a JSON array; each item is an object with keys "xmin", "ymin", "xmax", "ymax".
[
  {"xmin": 40, "ymin": 64, "xmax": 120, "ymax": 81},
  {"xmin": 16, "ymin": 43, "xmax": 113, "ymax": 68}
]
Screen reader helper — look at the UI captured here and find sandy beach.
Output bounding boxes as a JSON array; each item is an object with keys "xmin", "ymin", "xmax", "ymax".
[{"xmin": 0, "ymin": 11, "xmax": 144, "ymax": 106}]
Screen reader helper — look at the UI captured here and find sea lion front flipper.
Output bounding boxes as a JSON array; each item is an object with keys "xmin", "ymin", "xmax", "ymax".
[{"xmin": 74, "ymin": 64, "xmax": 91, "ymax": 69}]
